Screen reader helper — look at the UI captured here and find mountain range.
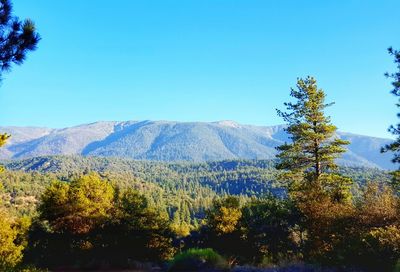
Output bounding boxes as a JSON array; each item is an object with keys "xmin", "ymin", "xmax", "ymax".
[{"xmin": 0, "ymin": 120, "xmax": 395, "ymax": 169}]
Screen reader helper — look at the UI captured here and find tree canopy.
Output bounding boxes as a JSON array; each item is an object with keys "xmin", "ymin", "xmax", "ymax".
[
  {"xmin": 0, "ymin": 0, "xmax": 40, "ymax": 76},
  {"xmin": 276, "ymin": 77, "xmax": 351, "ymax": 201}
]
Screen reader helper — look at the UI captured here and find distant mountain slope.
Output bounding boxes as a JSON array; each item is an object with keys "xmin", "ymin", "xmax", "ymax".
[{"xmin": 0, "ymin": 120, "xmax": 395, "ymax": 169}]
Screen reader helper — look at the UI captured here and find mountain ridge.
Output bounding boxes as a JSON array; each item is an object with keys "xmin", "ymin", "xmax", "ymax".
[{"xmin": 0, "ymin": 120, "xmax": 395, "ymax": 169}]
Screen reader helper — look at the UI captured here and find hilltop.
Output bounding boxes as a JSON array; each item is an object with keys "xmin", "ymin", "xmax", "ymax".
[{"xmin": 0, "ymin": 120, "xmax": 394, "ymax": 169}]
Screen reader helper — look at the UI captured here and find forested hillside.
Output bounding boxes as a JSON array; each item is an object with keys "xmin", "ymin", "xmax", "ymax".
[
  {"xmin": 1, "ymin": 156, "xmax": 391, "ymax": 224},
  {"xmin": 0, "ymin": 156, "xmax": 396, "ymax": 271}
]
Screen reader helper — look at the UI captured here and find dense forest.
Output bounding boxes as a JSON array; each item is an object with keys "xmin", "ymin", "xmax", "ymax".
[
  {"xmin": 0, "ymin": 156, "xmax": 391, "ymax": 221},
  {"xmin": 0, "ymin": 156, "xmax": 398, "ymax": 271}
]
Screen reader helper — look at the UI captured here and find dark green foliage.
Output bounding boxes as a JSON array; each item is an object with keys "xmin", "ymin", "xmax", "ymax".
[
  {"xmin": 382, "ymin": 47, "xmax": 400, "ymax": 162},
  {"xmin": 381, "ymin": 47, "xmax": 400, "ymax": 192},
  {"xmin": 181, "ymin": 201, "xmax": 241, "ymax": 264},
  {"xmin": 240, "ymin": 197, "xmax": 302, "ymax": 264},
  {"xmin": 2, "ymin": 156, "xmax": 285, "ymax": 228},
  {"xmin": 0, "ymin": 156, "xmax": 391, "ymax": 226},
  {"xmin": 168, "ymin": 248, "xmax": 228, "ymax": 272},
  {"xmin": 25, "ymin": 174, "xmax": 176, "ymax": 269},
  {"xmin": 189, "ymin": 196, "xmax": 303, "ymax": 266},
  {"xmin": 0, "ymin": 156, "xmax": 398, "ymax": 270},
  {"xmin": 275, "ymin": 77, "xmax": 354, "ymax": 265},
  {"xmin": 190, "ymin": 196, "xmax": 245, "ymax": 265},
  {"xmin": 4, "ymin": 156, "xmax": 279, "ymax": 197},
  {"xmin": 0, "ymin": 0, "xmax": 40, "ymax": 76},
  {"xmin": 276, "ymin": 77, "xmax": 349, "ymax": 178},
  {"xmin": 38, "ymin": 173, "xmax": 114, "ymax": 234},
  {"xmin": 276, "ymin": 77, "xmax": 351, "ymax": 200},
  {"xmin": 270, "ymin": 75, "xmax": 400, "ymax": 271},
  {"xmin": 98, "ymin": 188, "xmax": 175, "ymax": 264}
]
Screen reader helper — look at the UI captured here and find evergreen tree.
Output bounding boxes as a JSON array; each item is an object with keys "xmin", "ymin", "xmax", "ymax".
[
  {"xmin": 0, "ymin": 0, "xmax": 40, "ymax": 76},
  {"xmin": 382, "ymin": 47, "xmax": 400, "ymax": 159},
  {"xmin": 112, "ymin": 188, "xmax": 176, "ymax": 261},
  {"xmin": 381, "ymin": 47, "xmax": 400, "ymax": 189},
  {"xmin": 194, "ymin": 196, "xmax": 244, "ymax": 265},
  {"xmin": 206, "ymin": 196, "xmax": 242, "ymax": 235},
  {"xmin": 276, "ymin": 77, "xmax": 351, "ymax": 201},
  {"xmin": 39, "ymin": 173, "xmax": 114, "ymax": 235},
  {"xmin": 0, "ymin": 0, "xmax": 40, "ymax": 152},
  {"xmin": 240, "ymin": 197, "xmax": 301, "ymax": 264},
  {"xmin": 276, "ymin": 77, "xmax": 356, "ymax": 264}
]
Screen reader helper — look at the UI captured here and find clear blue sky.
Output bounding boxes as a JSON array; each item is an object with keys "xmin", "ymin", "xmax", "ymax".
[{"xmin": 0, "ymin": 1, "xmax": 399, "ymax": 138}]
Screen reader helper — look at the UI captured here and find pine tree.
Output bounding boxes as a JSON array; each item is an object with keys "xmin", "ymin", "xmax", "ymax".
[
  {"xmin": 380, "ymin": 47, "xmax": 400, "ymax": 190},
  {"xmin": 0, "ymin": 0, "xmax": 40, "ymax": 75},
  {"xmin": 0, "ymin": 0, "xmax": 40, "ymax": 148},
  {"xmin": 276, "ymin": 77, "xmax": 351, "ymax": 201},
  {"xmin": 39, "ymin": 173, "xmax": 114, "ymax": 234},
  {"xmin": 382, "ymin": 48, "xmax": 400, "ymax": 162}
]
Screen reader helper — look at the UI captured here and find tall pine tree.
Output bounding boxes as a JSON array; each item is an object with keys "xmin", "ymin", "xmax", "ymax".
[
  {"xmin": 276, "ymin": 77, "xmax": 351, "ymax": 202},
  {"xmin": 382, "ymin": 48, "xmax": 400, "ymax": 161},
  {"xmin": 381, "ymin": 47, "xmax": 400, "ymax": 190}
]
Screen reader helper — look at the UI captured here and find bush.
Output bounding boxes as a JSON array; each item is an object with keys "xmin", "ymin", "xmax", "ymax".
[{"xmin": 168, "ymin": 248, "xmax": 228, "ymax": 271}]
